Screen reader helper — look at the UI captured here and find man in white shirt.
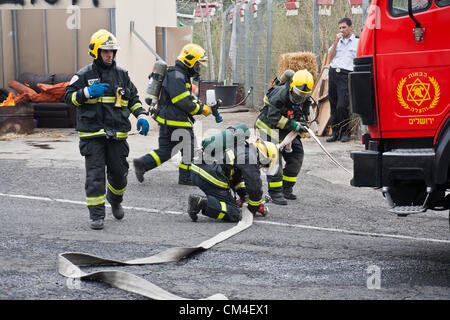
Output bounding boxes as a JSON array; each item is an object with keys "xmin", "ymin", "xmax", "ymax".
[{"xmin": 326, "ymin": 17, "xmax": 359, "ymax": 143}]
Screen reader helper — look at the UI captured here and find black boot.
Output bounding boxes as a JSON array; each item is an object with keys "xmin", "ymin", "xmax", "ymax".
[
  {"xmin": 133, "ymin": 158, "xmax": 146, "ymax": 183},
  {"xmin": 268, "ymin": 190, "xmax": 288, "ymax": 205},
  {"xmin": 107, "ymin": 194, "xmax": 124, "ymax": 220},
  {"xmin": 326, "ymin": 133, "xmax": 339, "ymax": 142},
  {"xmin": 110, "ymin": 203, "xmax": 124, "ymax": 220},
  {"xmin": 326, "ymin": 128, "xmax": 340, "ymax": 142},
  {"xmin": 188, "ymin": 194, "xmax": 207, "ymax": 222},
  {"xmin": 179, "ymin": 176, "xmax": 195, "ymax": 185},
  {"xmin": 340, "ymin": 132, "xmax": 351, "ymax": 142},
  {"xmin": 283, "ymin": 187, "xmax": 297, "ymax": 200},
  {"xmin": 90, "ymin": 219, "xmax": 104, "ymax": 230}
]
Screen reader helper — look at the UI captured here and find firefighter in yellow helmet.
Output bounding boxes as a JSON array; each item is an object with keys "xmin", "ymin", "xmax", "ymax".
[
  {"xmin": 133, "ymin": 43, "xmax": 216, "ymax": 185},
  {"xmin": 188, "ymin": 137, "xmax": 278, "ymax": 222},
  {"xmin": 64, "ymin": 29, "xmax": 149, "ymax": 230},
  {"xmin": 256, "ymin": 69, "xmax": 314, "ymax": 205}
]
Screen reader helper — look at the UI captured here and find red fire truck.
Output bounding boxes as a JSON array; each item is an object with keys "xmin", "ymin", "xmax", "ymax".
[{"xmin": 349, "ymin": 0, "xmax": 450, "ymax": 220}]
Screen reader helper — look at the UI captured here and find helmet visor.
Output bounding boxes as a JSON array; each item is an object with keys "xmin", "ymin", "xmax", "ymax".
[
  {"xmin": 198, "ymin": 53, "xmax": 208, "ymax": 64},
  {"xmin": 99, "ymin": 44, "xmax": 120, "ymax": 51},
  {"xmin": 290, "ymin": 85, "xmax": 310, "ymax": 105},
  {"xmin": 193, "ymin": 62, "xmax": 202, "ymax": 75}
]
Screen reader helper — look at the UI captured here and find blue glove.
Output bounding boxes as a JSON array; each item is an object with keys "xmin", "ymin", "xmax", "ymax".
[
  {"xmin": 88, "ymin": 82, "xmax": 110, "ymax": 98},
  {"xmin": 137, "ymin": 117, "xmax": 149, "ymax": 136}
]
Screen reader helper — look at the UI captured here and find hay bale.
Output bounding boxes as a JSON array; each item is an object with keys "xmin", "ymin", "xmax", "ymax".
[{"xmin": 277, "ymin": 51, "xmax": 318, "ymax": 81}]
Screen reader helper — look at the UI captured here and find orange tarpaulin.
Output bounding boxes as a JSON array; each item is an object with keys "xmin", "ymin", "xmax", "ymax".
[
  {"xmin": 7, "ymin": 80, "xmax": 69, "ymax": 104},
  {"xmin": 34, "ymin": 82, "xmax": 69, "ymax": 102}
]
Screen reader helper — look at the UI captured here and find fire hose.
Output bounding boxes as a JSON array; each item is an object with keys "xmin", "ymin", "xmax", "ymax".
[
  {"xmin": 276, "ymin": 128, "xmax": 351, "ymax": 175},
  {"xmin": 58, "ymin": 206, "xmax": 254, "ymax": 300}
]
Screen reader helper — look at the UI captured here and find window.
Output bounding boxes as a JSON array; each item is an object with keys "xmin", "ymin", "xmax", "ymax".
[
  {"xmin": 436, "ymin": 0, "xmax": 450, "ymax": 7},
  {"xmin": 389, "ymin": 0, "xmax": 431, "ymax": 17}
]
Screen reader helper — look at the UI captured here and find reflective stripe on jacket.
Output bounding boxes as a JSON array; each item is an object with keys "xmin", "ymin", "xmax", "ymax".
[
  {"xmin": 191, "ymin": 142, "xmax": 263, "ymax": 205},
  {"xmin": 257, "ymin": 82, "xmax": 311, "ymax": 137},
  {"xmin": 157, "ymin": 60, "xmax": 205, "ymax": 128},
  {"xmin": 64, "ymin": 60, "xmax": 146, "ymax": 140}
]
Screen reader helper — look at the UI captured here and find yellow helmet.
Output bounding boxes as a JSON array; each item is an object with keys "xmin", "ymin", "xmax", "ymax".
[
  {"xmin": 89, "ymin": 29, "xmax": 120, "ymax": 60},
  {"xmin": 289, "ymin": 69, "xmax": 314, "ymax": 105},
  {"xmin": 177, "ymin": 43, "xmax": 208, "ymax": 69},
  {"xmin": 253, "ymin": 139, "xmax": 279, "ymax": 170}
]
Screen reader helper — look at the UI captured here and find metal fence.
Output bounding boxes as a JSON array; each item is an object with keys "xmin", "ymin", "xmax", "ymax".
[{"xmin": 193, "ymin": 0, "xmax": 370, "ymax": 110}]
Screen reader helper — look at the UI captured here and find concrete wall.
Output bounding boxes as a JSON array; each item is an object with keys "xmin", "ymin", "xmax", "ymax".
[
  {"xmin": 0, "ymin": 4, "xmax": 111, "ymax": 82},
  {"xmin": 115, "ymin": 0, "xmax": 178, "ymax": 128},
  {"xmin": 115, "ymin": 0, "xmax": 177, "ymax": 104},
  {"xmin": 15, "ymin": 8, "xmax": 108, "ymax": 76}
]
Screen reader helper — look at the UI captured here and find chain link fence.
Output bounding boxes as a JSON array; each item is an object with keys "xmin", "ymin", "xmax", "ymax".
[{"xmin": 188, "ymin": 0, "xmax": 369, "ymax": 110}]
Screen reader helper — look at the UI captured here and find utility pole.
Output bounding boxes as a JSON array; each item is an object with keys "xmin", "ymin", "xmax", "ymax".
[
  {"xmin": 204, "ymin": 0, "xmax": 216, "ymax": 80},
  {"xmin": 198, "ymin": 0, "xmax": 211, "ymax": 78},
  {"xmin": 362, "ymin": 0, "xmax": 369, "ymax": 26},
  {"xmin": 264, "ymin": 0, "xmax": 273, "ymax": 93},
  {"xmin": 313, "ymin": 0, "xmax": 319, "ymax": 68}
]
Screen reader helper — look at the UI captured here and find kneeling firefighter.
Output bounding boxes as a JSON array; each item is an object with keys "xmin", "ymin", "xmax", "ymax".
[
  {"xmin": 133, "ymin": 43, "xmax": 217, "ymax": 185},
  {"xmin": 188, "ymin": 130, "xmax": 279, "ymax": 222},
  {"xmin": 64, "ymin": 29, "xmax": 149, "ymax": 230},
  {"xmin": 256, "ymin": 69, "xmax": 314, "ymax": 205}
]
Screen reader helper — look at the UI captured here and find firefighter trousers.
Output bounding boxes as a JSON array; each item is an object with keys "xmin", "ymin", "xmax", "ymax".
[
  {"xmin": 79, "ymin": 137, "xmax": 129, "ymax": 220},
  {"xmin": 267, "ymin": 136, "xmax": 304, "ymax": 194},
  {"xmin": 191, "ymin": 172, "xmax": 241, "ymax": 222},
  {"xmin": 136, "ymin": 124, "xmax": 195, "ymax": 181}
]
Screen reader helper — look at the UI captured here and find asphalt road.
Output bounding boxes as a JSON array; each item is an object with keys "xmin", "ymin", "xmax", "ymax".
[{"xmin": 1, "ymin": 111, "xmax": 449, "ymax": 305}]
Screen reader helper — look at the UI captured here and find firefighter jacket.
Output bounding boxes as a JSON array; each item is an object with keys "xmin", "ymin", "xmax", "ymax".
[
  {"xmin": 191, "ymin": 142, "xmax": 263, "ymax": 208},
  {"xmin": 256, "ymin": 82, "xmax": 311, "ymax": 142},
  {"xmin": 64, "ymin": 60, "xmax": 146, "ymax": 140},
  {"xmin": 155, "ymin": 60, "xmax": 206, "ymax": 128}
]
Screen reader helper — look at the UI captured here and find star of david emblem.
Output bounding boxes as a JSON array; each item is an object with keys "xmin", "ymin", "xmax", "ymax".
[{"xmin": 406, "ymin": 78, "xmax": 431, "ymax": 106}]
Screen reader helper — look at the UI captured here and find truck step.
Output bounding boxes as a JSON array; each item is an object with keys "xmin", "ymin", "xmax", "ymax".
[
  {"xmin": 389, "ymin": 205, "xmax": 427, "ymax": 216},
  {"xmin": 384, "ymin": 148, "xmax": 435, "ymax": 156}
]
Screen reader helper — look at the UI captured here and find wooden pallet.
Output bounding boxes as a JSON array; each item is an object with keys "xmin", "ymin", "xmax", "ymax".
[{"xmin": 310, "ymin": 54, "xmax": 332, "ymax": 136}]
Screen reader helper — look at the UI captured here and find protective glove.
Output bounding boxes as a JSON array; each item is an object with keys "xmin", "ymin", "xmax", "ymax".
[
  {"xmin": 248, "ymin": 203, "xmax": 263, "ymax": 215},
  {"xmin": 87, "ymin": 82, "xmax": 110, "ymax": 98},
  {"xmin": 257, "ymin": 203, "xmax": 266, "ymax": 214},
  {"xmin": 137, "ymin": 116, "xmax": 149, "ymax": 136},
  {"xmin": 236, "ymin": 198, "xmax": 245, "ymax": 208},
  {"xmin": 292, "ymin": 120, "xmax": 308, "ymax": 133},
  {"xmin": 201, "ymin": 104, "xmax": 211, "ymax": 116}
]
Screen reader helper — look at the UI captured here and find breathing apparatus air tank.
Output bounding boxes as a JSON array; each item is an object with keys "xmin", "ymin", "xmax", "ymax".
[
  {"xmin": 145, "ymin": 59, "xmax": 168, "ymax": 110},
  {"xmin": 273, "ymin": 69, "xmax": 295, "ymax": 86},
  {"xmin": 201, "ymin": 123, "xmax": 250, "ymax": 151}
]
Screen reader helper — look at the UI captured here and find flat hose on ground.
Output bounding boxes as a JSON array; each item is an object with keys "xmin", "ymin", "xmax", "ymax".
[{"xmin": 58, "ymin": 206, "xmax": 254, "ymax": 300}]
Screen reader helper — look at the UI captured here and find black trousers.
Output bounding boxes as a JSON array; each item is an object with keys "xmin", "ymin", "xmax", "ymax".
[
  {"xmin": 267, "ymin": 136, "xmax": 304, "ymax": 193},
  {"xmin": 256, "ymin": 128, "xmax": 304, "ymax": 194},
  {"xmin": 191, "ymin": 173, "xmax": 241, "ymax": 222},
  {"xmin": 79, "ymin": 137, "xmax": 129, "ymax": 220},
  {"xmin": 137, "ymin": 124, "xmax": 195, "ymax": 181},
  {"xmin": 328, "ymin": 67, "xmax": 351, "ymax": 137}
]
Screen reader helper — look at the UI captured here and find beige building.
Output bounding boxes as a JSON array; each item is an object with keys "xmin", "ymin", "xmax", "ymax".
[{"xmin": 0, "ymin": 0, "xmax": 193, "ymax": 127}]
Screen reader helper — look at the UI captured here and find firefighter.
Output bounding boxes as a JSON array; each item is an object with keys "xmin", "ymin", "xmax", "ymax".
[
  {"xmin": 187, "ymin": 139, "xmax": 279, "ymax": 222},
  {"xmin": 64, "ymin": 29, "xmax": 149, "ymax": 230},
  {"xmin": 255, "ymin": 69, "xmax": 314, "ymax": 205},
  {"xmin": 133, "ymin": 43, "xmax": 213, "ymax": 185}
]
